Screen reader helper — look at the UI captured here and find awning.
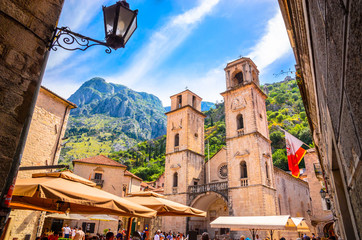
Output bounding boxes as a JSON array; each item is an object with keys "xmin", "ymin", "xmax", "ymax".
[
  {"xmin": 126, "ymin": 191, "xmax": 206, "ymax": 217},
  {"xmin": 10, "ymin": 171, "xmax": 157, "ymax": 218},
  {"xmin": 291, "ymin": 217, "xmax": 311, "ymax": 232},
  {"xmin": 210, "ymin": 215, "xmax": 297, "ymax": 231}
]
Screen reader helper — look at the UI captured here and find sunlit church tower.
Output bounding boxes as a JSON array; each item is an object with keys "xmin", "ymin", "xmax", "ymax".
[
  {"xmin": 221, "ymin": 57, "xmax": 277, "ymax": 217},
  {"xmin": 163, "ymin": 90, "xmax": 206, "ymax": 232}
]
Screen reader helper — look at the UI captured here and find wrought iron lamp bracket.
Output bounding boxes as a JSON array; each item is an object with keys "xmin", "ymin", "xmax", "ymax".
[{"xmin": 49, "ymin": 27, "xmax": 112, "ymax": 53}]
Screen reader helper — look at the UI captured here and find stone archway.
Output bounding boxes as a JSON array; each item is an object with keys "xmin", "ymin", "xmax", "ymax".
[{"xmin": 188, "ymin": 192, "xmax": 229, "ymax": 238}]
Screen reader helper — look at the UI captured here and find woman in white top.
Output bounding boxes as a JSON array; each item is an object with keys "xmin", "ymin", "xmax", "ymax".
[{"xmin": 71, "ymin": 228, "xmax": 77, "ymax": 239}]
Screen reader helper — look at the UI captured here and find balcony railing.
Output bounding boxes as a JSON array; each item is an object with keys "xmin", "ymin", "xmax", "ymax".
[
  {"xmin": 91, "ymin": 178, "xmax": 104, "ymax": 188},
  {"xmin": 240, "ymin": 178, "xmax": 248, "ymax": 187},
  {"xmin": 237, "ymin": 128, "xmax": 244, "ymax": 137},
  {"xmin": 188, "ymin": 181, "xmax": 228, "ymax": 194}
]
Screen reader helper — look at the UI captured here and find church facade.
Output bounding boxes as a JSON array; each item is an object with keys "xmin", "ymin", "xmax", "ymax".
[{"xmin": 163, "ymin": 58, "xmax": 313, "ymax": 239}]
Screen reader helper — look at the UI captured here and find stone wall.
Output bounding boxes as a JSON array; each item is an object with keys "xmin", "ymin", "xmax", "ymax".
[
  {"xmin": 0, "ymin": 0, "xmax": 64, "ymax": 196},
  {"xmin": 274, "ymin": 167, "xmax": 311, "ymax": 218},
  {"xmin": 278, "ymin": 0, "xmax": 361, "ymax": 238},
  {"xmin": 18, "ymin": 87, "xmax": 74, "ymax": 179},
  {"xmin": 274, "ymin": 167, "xmax": 312, "ymax": 240},
  {"xmin": 205, "ymin": 148, "xmax": 227, "ymax": 183},
  {"xmin": 8, "ymin": 87, "xmax": 75, "ymax": 239},
  {"xmin": 304, "ymin": 149, "xmax": 333, "ymax": 237}
]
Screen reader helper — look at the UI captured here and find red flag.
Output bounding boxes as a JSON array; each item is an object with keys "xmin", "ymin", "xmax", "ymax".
[{"xmin": 285, "ymin": 131, "xmax": 307, "ymax": 178}]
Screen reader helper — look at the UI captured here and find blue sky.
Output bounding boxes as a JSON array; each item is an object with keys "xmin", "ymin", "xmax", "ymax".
[{"xmin": 43, "ymin": 0, "xmax": 296, "ymax": 106}]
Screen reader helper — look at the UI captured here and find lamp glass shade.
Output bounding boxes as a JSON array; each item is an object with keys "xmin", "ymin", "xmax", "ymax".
[
  {"xmin": 103, "ymin": 4, "xmax": 117, "ymax": 36},
  {"xmin": 124, "ymin": 14, "xmax": 137, "ymax": 45},
  {"xmin": 116, "ymin": 5, "xmax": 135, "ymax": 38},
  {"xmin": 103, "ymin": 2, "xmax": 138, "ymax": 49}
]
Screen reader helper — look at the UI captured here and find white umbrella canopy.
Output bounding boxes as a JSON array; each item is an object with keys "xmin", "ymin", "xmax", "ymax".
[
  {"xmin": 291, "ymin": 217, "xmax": 310, "ymax": 232},
  {"xmin": 88, "ymin": 214, "xmax": 118, "ymax": 221},
  {"xmin": 210, "ymin": 215, "xmax": 297, "ymax": 231}
]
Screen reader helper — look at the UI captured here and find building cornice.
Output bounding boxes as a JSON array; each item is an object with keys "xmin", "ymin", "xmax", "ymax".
[
  {"xmin": 220, "ymin": 82, "xmax": 267, "ymax": 99},
  {"xmin": 226, "ymin": 131, "xmax": 272, "ymax": 144},
  {"xmin": 166, "ymin": 149, "xmax": 205, "ymax": 158},
  {"xmin": 165, "ymin": 105, "xmax": 206, "ymax": 118}
]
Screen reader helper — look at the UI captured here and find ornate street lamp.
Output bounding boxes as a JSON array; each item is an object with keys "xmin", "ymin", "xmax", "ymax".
[
  {"xmin": 320, "ymin": 189, "xmax": 326, "ymax": 199},
  {"xmin": 103, "ymin": 0, "xmax": 138, "ymax": 49},
  {"xmin": 49, "ymin": 0, "xmax": 138, "ymax": 53}
]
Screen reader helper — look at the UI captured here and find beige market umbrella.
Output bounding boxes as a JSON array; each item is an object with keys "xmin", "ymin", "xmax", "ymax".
[
  {"xmin": 10, "ymin": 171, "xmax": 157, "ymax": 218},
  {"xmin": 126, "ymin": 191, "xmax": 206, "ymax": 240},
  {"xmin": 126, "ymin": 191, "xmax": 206, "ymax": 217}
]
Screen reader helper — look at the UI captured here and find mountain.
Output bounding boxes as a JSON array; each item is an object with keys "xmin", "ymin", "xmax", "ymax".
[
  {"xmin": 59, "ymin": 78, "xmax": 167, "ymax": 164},
  {"xmin": 164, "ymin": 101, "xmax": 215, "ymax": 112}
]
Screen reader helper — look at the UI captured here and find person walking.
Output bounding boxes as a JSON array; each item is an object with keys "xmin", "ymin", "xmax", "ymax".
[
  {"xmin": 74, "ymin": 227, "xmax": 85, "ymax": 240},
  {"xmin": 106, "ymin": 232, "xmax": 115, "ymax": 240},
  {"xmin": 154, "ymin": 230, "xmax": 161, "ymax": 240},
  {"xmin": 116, "ymin": 230, "xmax": 123, "ymax": 240},
  {"xmin": 62, "ymin": 224, "xmax": 71, "ymax": 239},
  {"xmin": 71, "ymin": 228, "xmax": 77, "ymax": 239},
  {"xmin": 201, "ymin": 232, "xmax": 209, "ymax": 240}
]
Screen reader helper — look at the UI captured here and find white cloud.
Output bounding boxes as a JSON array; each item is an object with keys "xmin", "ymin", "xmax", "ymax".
[
  {"xmin": 106, "ymin": 0, "xmax": 220, "ymax": 86},
  {"xmin": 247, "ymin": 10, "xmax": 291, "ymax": 71}
]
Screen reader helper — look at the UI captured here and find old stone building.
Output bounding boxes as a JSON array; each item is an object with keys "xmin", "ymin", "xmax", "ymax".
[
  {"xmin": 278, "ymin": 1, "xmax": 361, "ymax": 239},
  {"xmin": 70, "ymin": 155, "xmax": 143, "ymax": 236},
  {"xmin": 0, "ymin": 0, "xmax": 65, "ymax": 232},
  {"xmin": 5, "ymin": 87, "xmax": 76, "ymax": 240},
  {"xmin": 163, "ymin": 58, "xmax": 314, "ymax": 239},
  {"xmin": 303, "ymin": 149, "xmax": 334, "ymax": 237},
  {"xmin": 73, "ymin": 155, "xmax": 142, "ymax": 197}
]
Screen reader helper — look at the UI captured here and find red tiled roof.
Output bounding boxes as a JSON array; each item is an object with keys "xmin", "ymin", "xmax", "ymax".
[
  {"xmin": 73, "ymin": 155, "xmax": 127, "ymax": 168},
  {"xmin": 141, "ymin": 182, "xmax": 155, "ymax": 189},
  {"xmin": 125, "ymin": 170, "xmax": 143, "ymax": 181}
]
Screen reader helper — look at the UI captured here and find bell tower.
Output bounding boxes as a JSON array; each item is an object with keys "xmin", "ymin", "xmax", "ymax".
[
  {"xmin": 221, "ymin": 57, "xmax": 277, "ymax": 216},
  {"xmin": 164, "ymin": 89, "xmax": 206, "ymax": 232}
]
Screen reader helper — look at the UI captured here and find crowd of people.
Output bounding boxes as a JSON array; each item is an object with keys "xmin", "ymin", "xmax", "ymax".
[
  {"xmin": 37, "ymin": 226, "xmax": 337, "ymax": 240},
  {"xmin": 37, "ymin": 225, "xmax": 85, "ymax": 240},
  {"xmin": 153, "ymin": 230, "xmax": 187, "ymax": 240}
]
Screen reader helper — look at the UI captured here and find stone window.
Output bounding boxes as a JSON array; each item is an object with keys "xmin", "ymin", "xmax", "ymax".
[
  {"xmin": 278, "ymin": 196, "xmax": 282, "ymax": 214},
  {"xmin": 237, "ymin": 114, "xmax": 244, "ymax": 130},
  {"xmin": 192, "ymin": 95, "xmax": 196, "ymax": 108},
  {"xmin": 94, "ymin": 173, "xmax": 102, "ymax": 180},
  {"xmin": 240, "ymin": 161, "xmax": 247, "ymax": 178},
  {"xmin": 173, "ymin": 172, "xmax": 178, "ymax": 187},
  {"xmin": 218, "ymin": 164, "xmax": 228, "ymax": 179},
  {"xmin": 265, "ymin": 162, "xmax": 269, "ymax": 179},
  {"xmin": 235, "ymin": 72, "xmax": 243, "ymax": 85},
  {"xmin": 174, "ymin": 134, "xmax": 179, "ymax": 147},
  {"xmin": 177, "ymin": 95, "xmax": 182, "ymax": 108}
]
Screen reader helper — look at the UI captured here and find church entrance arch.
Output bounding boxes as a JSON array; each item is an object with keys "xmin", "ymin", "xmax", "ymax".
[{"xmin": 188, "ymin": 192, "xmax": 229, "ymax": 239}]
